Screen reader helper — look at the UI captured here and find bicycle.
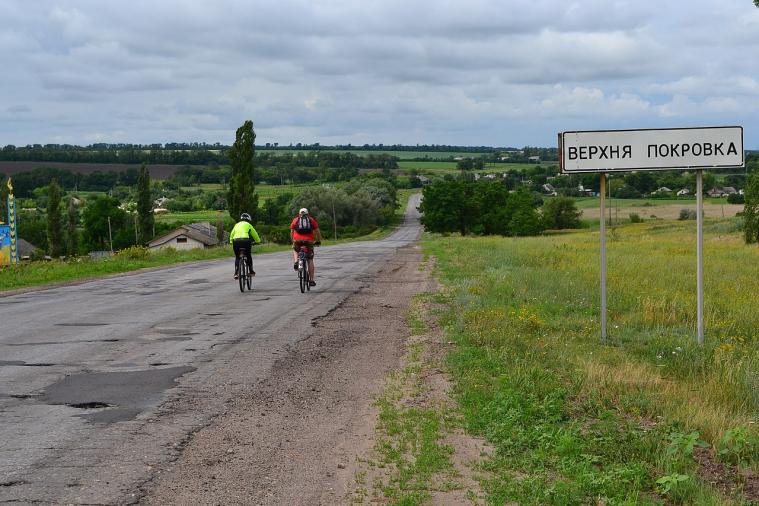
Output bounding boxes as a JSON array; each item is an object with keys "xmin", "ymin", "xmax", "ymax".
[
  {"xmin": 297, "ymin": 245, "xmax": 310, "ymax": 293},
  {"xmin": 236, "ymin": 247, "xmax": 253, "ymax": 292}
]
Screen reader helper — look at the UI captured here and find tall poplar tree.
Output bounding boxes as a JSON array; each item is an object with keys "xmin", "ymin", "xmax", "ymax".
[
  {"xmin": 227, "ymin": 120, "xmax": 259, "ymax": 222},
  {"xmin": 137, "ymin": 164, "xmax": 154, "ymax": 244},
  {"xmin": 46, "ymin": 180, "xmax": 64, "ymax": 257}
]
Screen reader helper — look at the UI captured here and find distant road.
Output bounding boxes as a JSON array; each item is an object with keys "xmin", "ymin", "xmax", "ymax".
[{"xmin": 0, "ymin": 194, "xmax": 421, "ymax": 504}]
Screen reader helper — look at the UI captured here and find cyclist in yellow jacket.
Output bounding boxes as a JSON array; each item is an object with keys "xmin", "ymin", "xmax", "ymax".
[{"xmin": 229, "ymin": 213, "xmax": 261, "ymax": 279}]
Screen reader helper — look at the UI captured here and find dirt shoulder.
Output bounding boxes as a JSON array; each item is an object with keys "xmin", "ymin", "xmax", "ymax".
[{"xmin": 138, "ymin": 244, "xmax": 435, "ymax": 505}]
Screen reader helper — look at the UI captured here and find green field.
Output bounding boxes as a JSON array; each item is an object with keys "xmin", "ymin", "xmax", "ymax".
[
  {"xmin": 572, "ymin": 196, "xmax": 730, "ymax": 210},
  {"xmin": 257, "ymin": 149, "xmax": 502, "ymax": 160},
  {"xmin": 419, "ymin": 220, "xmax": 758, "ymax": 504},
  {"xmin": 398, "ymin": 161, "xmax": 555, "ymax": 173}
]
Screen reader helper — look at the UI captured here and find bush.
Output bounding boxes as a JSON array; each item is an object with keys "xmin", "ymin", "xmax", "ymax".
[
  {"xmin": 542, "ymin": 196, "xmax": 582, "ymax": 229},
  {"xmin": 629, "ymin": 213, "xmax": 642, "ymax": 223},
  {"xmin": 727, "ymin": 193, "xmax": 744, "ymax": 204},
  {"xmin": 253, "ymin": 224, "xmax": 290, "ymax": 244},
  {"xmin": 116, "ymin": 245, "xmax": 150, "ymax": 260},
  {"xmin": 678, "ymin": 209, "xmax": 697, "ymax": 220}
]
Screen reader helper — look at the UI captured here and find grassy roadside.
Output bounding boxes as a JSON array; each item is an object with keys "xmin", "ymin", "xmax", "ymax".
[
  {"xmin": 422, "ymin": 220, "xmax": 758, "ymax": 504},
  {"xmin": 350, "ymin": 293, "xmax": 462, "ymax": 505}
]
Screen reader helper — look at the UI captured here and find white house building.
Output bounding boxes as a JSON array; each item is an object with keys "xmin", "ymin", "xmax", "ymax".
[{"xmin": 149, "ymin": 222, "xmax": 228, "ymax": 251}]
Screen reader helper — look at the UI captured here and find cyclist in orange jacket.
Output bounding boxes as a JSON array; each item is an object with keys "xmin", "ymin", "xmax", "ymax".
[{"xmin": 290, "ymin": 208, "xmax": 321, "ymax": 286}]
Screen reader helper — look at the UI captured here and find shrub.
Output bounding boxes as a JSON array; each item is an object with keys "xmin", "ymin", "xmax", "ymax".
[
  {"xmin": 629, "ymin": 213, "xmax": 642, "ymax": 223},
  {"xmin": 727, "ymin": 193, "xmax": 744, "ymax": 204},
  {"xmin": 678, "ymin": 209, "xmax": 697, "ymax": 220},
  {"xmin": 116, "ymin": 245, "xmax": 150, "ymax": 260},
  {"xmin": 542, "ymin": 196, "xmax": 582, "ymax": 229}
]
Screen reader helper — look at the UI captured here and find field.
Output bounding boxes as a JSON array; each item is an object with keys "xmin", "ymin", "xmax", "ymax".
[
  {"xmin": 420, "ymin": 219, "xmax": 758, "ymax": 504},
  {"xmin": 572, "ymin": 196, "xmax": 744, "ymax": 221},
  {"xmin": 257, "ymin": 149, "xmax": 503, "ymax": 159},
  {"xmin": 398, "ymin": 160, "xmax": 554, "ymax": 173},
  {"xmin": 0, "ymin": 161, "xmax": 183, "ymax": 179}
]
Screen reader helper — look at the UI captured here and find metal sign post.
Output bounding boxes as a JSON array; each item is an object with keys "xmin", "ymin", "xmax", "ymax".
[
  {"xmin": 599, "ymin": 173, "xmax": 607, "ymax": 342},
  {"xmin": 696, "ymin": 169, "xmax": 704, "ymax": 345},
  {"xmin": 559, "ymin": 126, "xmax": 743, "ymax": 344}
]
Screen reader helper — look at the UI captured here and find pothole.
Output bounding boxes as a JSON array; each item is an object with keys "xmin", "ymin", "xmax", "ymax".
[
  {"xmin": 55, "ymin": 322, "xmax": 110, "ymax": 327},
  {"xmin": 0, "ymin": 480, "xmax": 27, "ymax": 487},
  {"xmin": 149, "ymin": 362, "xmax": 169, "ymax": 366},
  {"xmin": 68, "ymin": 402, "xmax": 112, "ymax": 409}
]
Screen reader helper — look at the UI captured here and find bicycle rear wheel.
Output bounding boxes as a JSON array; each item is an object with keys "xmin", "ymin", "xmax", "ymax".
[
  {"xmin": 246, "ymin": 263, "xmax": 252, "ymax": 290},
  {"xmin": 299, "ymin": 264, "xmax": 306, "ymax": 293},
  {"xmin": 238, "ymin": 254, "xmax": 247, "ymax": 293},
  {"xmin": 305, "ymin": 261, "xmax": 311, "ymax": 292}
]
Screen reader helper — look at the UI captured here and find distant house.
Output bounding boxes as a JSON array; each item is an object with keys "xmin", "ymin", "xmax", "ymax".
[
  {"xmin": 528, "ymin": 156, "xmax": 541, "ymax": 163},
  {"xmin": 541, "ymin": 183, "xmax": 558, "ymax": 196},
  {"xmin": 676, "ymin": 188, "xmax": 690, "ymax": 197},
  {"xmin": 149, "ymin": 222, "xmax": 228, "ymax": 251},
  {"xmin": 707, "ymin": 187, "xmax": 728, "ymax": 198},
  {"xmin": 722, "ymin": 187, "xmax": 737, "ymax": 195},
  {"xmin": 577, "ymin": 184, "xmax": 595, "ymax": 197},
  {"xmin": 153, "ymin": 196, "xmax": 169, "ymax": 208}
]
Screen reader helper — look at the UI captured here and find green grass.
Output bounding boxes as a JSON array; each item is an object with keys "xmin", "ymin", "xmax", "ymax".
[
  {"xmin": 364, "ymin": 296, "xmax": 456, "ymax": 505},
  {"xmin": 423, "ymin": 219, "xmax": 758, "ymax": 505},
  {"xmin": 155, "ymin": 210, "xmax": 225, "ymax": 223},
  {"xmin": 398, "ymin": 161, "xmax": 551, "ymax": 173},
  {"xmin": 573, "ymin": 196, "xmax": 730, "ymax": 210}
]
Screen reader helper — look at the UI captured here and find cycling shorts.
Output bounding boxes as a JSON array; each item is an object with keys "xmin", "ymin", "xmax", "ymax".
[{"xmin": 293, "ymin": 240, "xmax": 314, "ymax": 259}]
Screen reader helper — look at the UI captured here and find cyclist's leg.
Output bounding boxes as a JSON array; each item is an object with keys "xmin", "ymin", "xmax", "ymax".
[
  {"xmin": 244, "ymin": 239, "xmax": 254, "ymax": 275},
  {"xmin": 307, "ymin": 245, "xmax": 316, "ymax": 283},
  {"xmin": 232, "ymin": 239, "xmax": 241, "ymax": 276},
  {"xmin": 292, "ymin": 242, "xmax": 300, "ymax": 270}
]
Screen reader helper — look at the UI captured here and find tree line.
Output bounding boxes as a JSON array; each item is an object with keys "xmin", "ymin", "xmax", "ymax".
[{"xmin": 419, "ymin": 179, "xmax": 580, "ymax": 237}]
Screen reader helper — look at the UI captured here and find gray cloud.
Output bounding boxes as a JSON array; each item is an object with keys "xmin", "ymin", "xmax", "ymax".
[{"xmin": 0, "ymin": 0, "xmax": 757, "ymax": 147}]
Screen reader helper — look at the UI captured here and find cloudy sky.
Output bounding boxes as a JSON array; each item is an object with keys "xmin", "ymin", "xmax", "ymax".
[{"xmin": 1, "ymin": 0, "xmax": 758, "ymax": 148}]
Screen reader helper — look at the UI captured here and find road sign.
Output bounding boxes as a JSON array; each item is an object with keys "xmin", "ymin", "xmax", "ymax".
[{"xmin": 559, "ymin": 126, "xmax": 744, "ymax": 173}]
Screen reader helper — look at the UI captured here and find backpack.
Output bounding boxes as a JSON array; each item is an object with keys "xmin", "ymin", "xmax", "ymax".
[{"xmin": 295, "ymin": 215, "xmax": 313, "ymax": 234}]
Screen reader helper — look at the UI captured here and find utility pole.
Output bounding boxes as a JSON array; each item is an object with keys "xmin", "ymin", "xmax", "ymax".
[{"xmin": 107, "ymin": 216, "xmax": 114, "ymax": 253}]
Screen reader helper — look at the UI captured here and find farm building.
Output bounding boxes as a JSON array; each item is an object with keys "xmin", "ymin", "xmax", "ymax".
[{"xmin": 149, "ymin": 222, "xmax": 228, "ymax": 251}]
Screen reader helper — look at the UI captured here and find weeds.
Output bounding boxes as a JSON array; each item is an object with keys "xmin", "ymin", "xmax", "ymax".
[{"xmin": 424, "ymin": 218, "xmax": 758, "ymax": 504}]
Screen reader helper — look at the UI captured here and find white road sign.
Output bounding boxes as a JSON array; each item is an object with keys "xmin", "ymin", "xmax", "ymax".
[{"xmin": 559, "ymin": 126, "xmax": 744, "ymax": 173}]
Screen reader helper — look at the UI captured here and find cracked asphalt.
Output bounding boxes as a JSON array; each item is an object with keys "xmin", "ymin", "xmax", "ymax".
[{"xmin": 0, "ymin": 195, "xmax": 421, "ymax": 505}]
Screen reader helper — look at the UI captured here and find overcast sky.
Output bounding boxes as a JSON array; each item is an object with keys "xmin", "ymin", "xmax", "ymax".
[{"xmin": 1, "ymin": 0, "xmax": 758, "ymax": 148}]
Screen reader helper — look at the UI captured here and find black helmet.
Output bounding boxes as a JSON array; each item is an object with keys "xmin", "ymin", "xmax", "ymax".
[{"xmin": 240, "ymin": 213, "xmax": 251, "ymax": 222}]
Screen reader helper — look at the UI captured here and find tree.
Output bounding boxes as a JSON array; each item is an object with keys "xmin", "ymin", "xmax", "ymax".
[
  {"xmin": 419, "ymin": 180, "xmax": 478, "ymax": 235},
  {"xmin": 743, "ymin": 174, "xmax": 759, "ymax": 244},
  {"xmin": 82, "ymin": 196, "xmax": 129, "ymax": 251},
  {"xmin": 66, "ymin": 197, "xmax": 79, "ymax": 256},
  {"xmin": 227, "ymin": 120, "xmax": 259, "ymax": 222},
  {"xmin": 542, "ymin": 196, "xmax": 582, "ymax": 229},
  {"xmin": 136, "ymin": 164, "xmax": 154, "ymax": 244},
  {"xmin": 46, "ymin": 180, "xmax": 64, "ymax": 257}
]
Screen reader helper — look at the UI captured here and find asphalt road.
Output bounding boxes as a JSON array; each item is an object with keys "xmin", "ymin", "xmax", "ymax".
[{"xmin": 0, "ymin": 194, "xmax": 421, "ymax": 505}]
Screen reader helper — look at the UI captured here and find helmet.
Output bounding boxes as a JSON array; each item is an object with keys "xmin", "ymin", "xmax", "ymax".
[
  {"xmin": 299, "ymin": 208, "xmax": 308, "ymax": 215},
  {"xmin": 240, "ymin": 213, "xmax": 251, "ymax": 222}
]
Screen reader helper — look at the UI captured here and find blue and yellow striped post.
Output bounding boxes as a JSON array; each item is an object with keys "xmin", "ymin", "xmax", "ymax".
[{"xmin": 7, "ymin": 178, "xmax": 17, "ymax": 265}]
